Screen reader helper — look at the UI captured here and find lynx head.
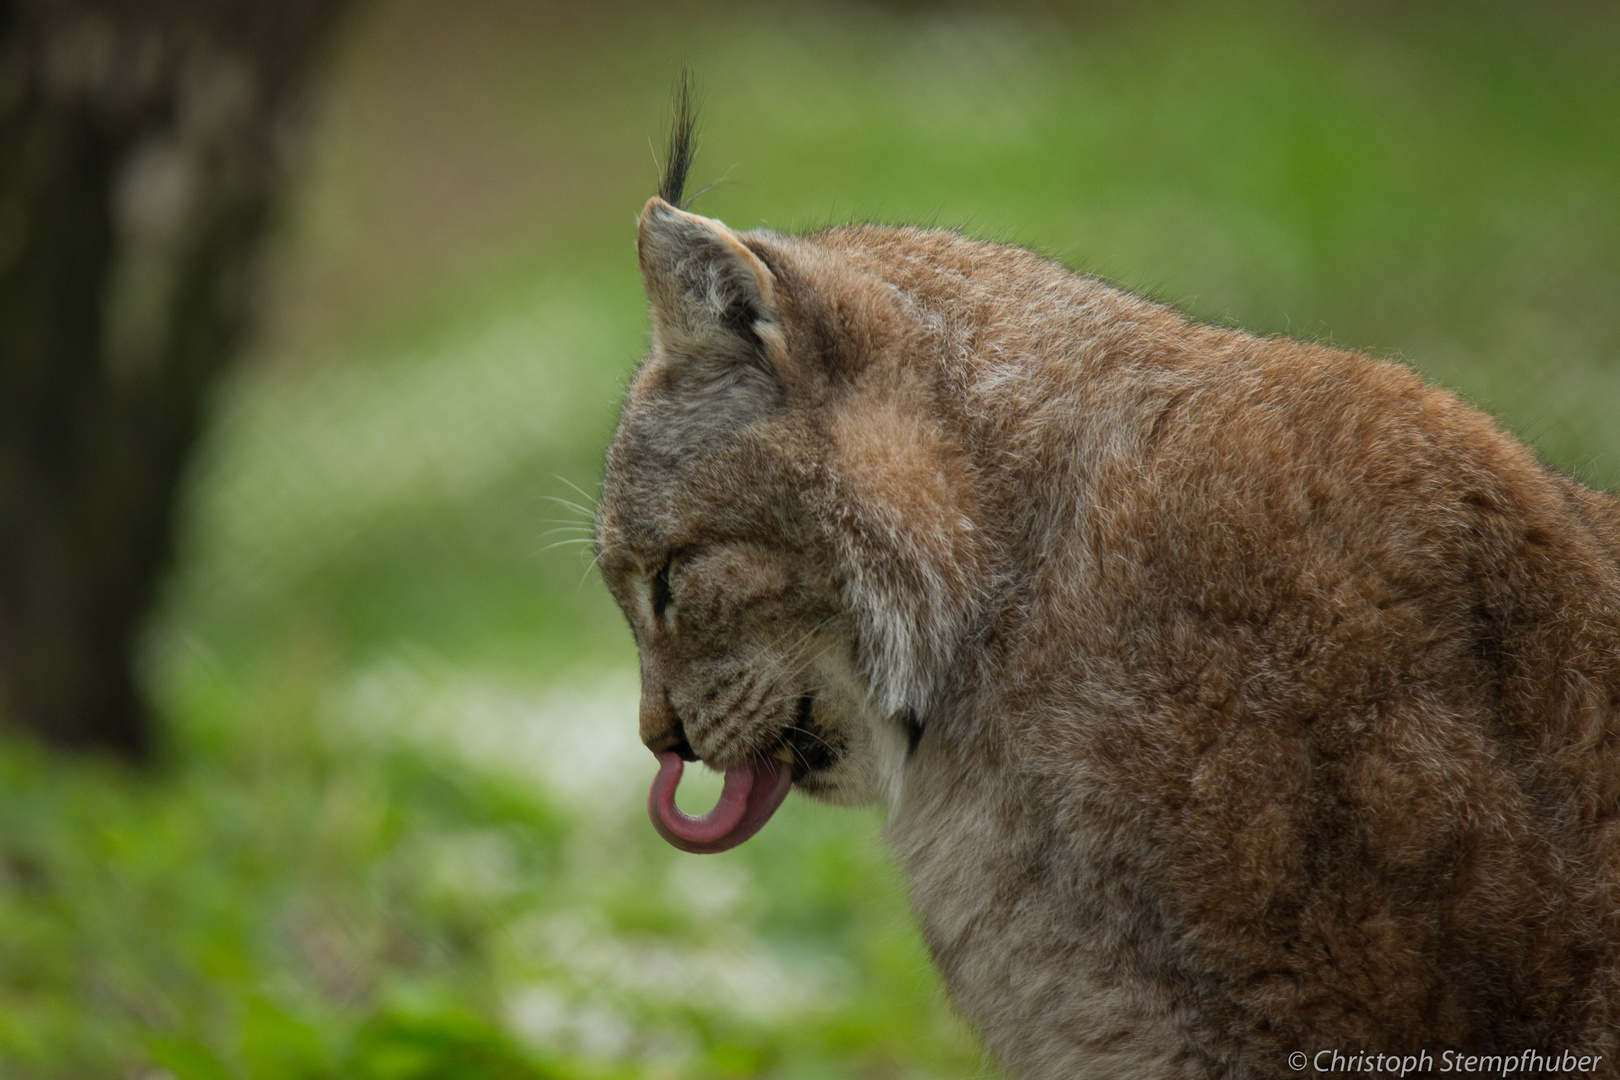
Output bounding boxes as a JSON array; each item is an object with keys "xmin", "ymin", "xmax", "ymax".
[{"xmin": 594, "ymin": 87, "xmax": 985, "ymax": 852}]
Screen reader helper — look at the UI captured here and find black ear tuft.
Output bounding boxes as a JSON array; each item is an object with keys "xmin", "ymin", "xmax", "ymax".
[{"xmin": 659, "ymin": 69, "xmax": 698, "ymax": 209}]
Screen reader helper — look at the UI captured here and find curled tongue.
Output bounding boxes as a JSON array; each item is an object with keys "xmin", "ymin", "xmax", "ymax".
[{"xmin": 648, "ymin": 751, "xmax": 792, "ymax": 854}]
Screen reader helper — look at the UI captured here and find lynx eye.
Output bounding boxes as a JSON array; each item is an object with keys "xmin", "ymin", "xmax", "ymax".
[{"xmin": 650, "ymin": 558, "xmax": 674, "ymax": 624}]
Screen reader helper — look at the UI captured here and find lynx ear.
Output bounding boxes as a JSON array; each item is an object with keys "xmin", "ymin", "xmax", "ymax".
[{"xmin": 637, "ymin": 197, "xmax": 786, "ymax": 373}]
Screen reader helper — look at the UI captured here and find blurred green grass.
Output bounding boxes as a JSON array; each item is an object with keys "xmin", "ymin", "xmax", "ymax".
[{"xmin": 2, "ymin": 1, "xmax": 1619, "ymax": 1077}]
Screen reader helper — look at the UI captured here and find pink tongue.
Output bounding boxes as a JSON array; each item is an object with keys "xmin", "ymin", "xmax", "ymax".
[{"xmin": 648, "ymin": 751, "xmax": 792, "ymax": 854}]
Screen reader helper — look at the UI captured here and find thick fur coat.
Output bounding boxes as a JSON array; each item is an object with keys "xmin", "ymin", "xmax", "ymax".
[{"xmin": 594, "ymin": 136, "xmax": 1620, "ymax": 1078}]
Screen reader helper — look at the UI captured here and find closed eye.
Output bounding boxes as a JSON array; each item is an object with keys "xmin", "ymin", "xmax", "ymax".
[{"xmin": 650, "ymin": 559, "xmax": 673, "ymax": 623}]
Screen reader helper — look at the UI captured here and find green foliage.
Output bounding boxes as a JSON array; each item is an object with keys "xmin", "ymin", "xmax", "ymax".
[{"xmin": 3, "ymin": 1, "xmax": 1618, "ymax": 1077}]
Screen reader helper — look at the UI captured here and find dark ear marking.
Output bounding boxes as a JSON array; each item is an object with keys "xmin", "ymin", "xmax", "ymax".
[
  {"xmin": 637, "ymin": 200, "xmax": 787, "ymax": 374},
  {"xmin": 659, "ymin": 69, "xmax": 698, "ymax": 209}
]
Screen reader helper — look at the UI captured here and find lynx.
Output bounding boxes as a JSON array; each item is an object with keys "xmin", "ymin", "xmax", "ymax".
[{"xmin": 593, "ymin": 96, "xmax": 1620, "ymax": 1078}]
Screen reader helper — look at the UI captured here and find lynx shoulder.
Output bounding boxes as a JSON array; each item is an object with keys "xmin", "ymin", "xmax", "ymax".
[{"xmin": 594, "ymin": 108, "xmax": 1620, "ymax": 1079}]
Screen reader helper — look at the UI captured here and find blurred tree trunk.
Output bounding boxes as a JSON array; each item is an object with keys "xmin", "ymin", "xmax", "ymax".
[{"xmin": 0, "ymin": 0, "xmax": 347, "ymax": 756}]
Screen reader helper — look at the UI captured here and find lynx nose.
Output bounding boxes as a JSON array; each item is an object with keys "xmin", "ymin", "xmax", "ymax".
[
  {"xmin": 641, "ymin": 685, "xmax": 699, "ymax": 761},
  {"xmin": 645, "ymin": 725, "xmax": 698, "ymax": 761}
]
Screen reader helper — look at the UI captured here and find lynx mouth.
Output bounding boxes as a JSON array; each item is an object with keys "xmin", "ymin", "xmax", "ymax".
[
  {"xmin": 780, "ymin": 692, "xmax": 837, "ymax": 780},
  {"xmin": 648, "ymin": 752, "xmax": 792, "ymax": 854},
  {"xmin": 647, "ymin": 694, "xmax": 838, "ymax": 853}
]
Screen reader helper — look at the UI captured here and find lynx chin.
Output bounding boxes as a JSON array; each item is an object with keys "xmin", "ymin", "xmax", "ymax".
[{"xmin": 593, "ymin": 90, "xmax": 1620, "ymax": 1079}]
